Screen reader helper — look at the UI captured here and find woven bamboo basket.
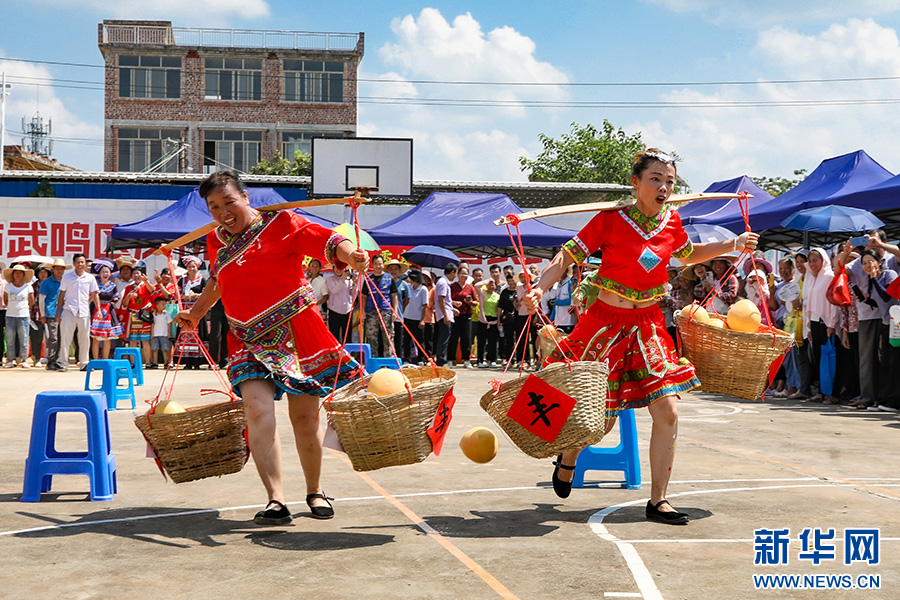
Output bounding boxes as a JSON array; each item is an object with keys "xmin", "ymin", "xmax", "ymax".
[
  {"xmin": 479, "ymin": 361, "xmax": 610, "ymax": 459},
  {"xmin": 675, "ymin": 314, "xmax": 794, "ymax": 401},
  {"xmin": 135, "ymin": 399, "xmax": 248, "ymax": 484},
  {"xmin": 326, "ymin": 365, "xmax": 457, "ymax": 472}
]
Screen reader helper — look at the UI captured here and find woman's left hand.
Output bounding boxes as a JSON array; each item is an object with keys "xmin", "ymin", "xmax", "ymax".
[{"xmin": 737, "ymin": 232, "xmax": 760, "ymax": 252}]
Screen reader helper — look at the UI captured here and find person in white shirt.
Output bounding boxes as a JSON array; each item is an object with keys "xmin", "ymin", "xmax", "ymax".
[
  {"xmin": 541, "ymin": 265, "xmax": 578, "ymax": 334},
  {"xmin": 402, "ymin": 269, "xmax": 428, "ymax": 363},
  {"xmin": 56, "ymin": 254, "xmax": 100, "ymax": 371},
  {"xmin": 149, "ymin": 296, "xmax": 173, "ymax": 368},
  {"xmin": 3, "ymin": 264, "xmax": 35, "ymax": 368},
  {"xmin": 306, "ymin": 259, "xmax": 329, "ymax": 321},
  {"xmin": 802, "ymin": 247, "xmax": 840, "ymax": 402},
  {"xmin": 325, "ymin": 266, "xmax": 356, "ymax": 343},
  {"xmin": 434, "ymin": 263, "xmax": 457, "ymax": 366}
]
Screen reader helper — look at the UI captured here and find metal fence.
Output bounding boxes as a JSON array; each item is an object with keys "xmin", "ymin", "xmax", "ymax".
[{"xmin": 101, "ymin": 24, "xmax": 361, "ymax": 52}]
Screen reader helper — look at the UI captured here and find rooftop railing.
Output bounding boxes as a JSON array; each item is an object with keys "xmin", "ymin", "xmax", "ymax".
[{"xmin": 100, "ymin": 24, "xmax": 362, "ymax": 52}]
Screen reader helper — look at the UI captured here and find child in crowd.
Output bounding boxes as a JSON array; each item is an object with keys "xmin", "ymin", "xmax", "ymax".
[{"xmin": 149, "ymin": 296, "xmax": 173, "ymax": 369}]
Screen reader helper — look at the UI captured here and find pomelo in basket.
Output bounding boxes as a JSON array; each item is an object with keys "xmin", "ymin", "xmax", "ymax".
[
  {"xmin": 459, "ymin": 427, "xmax": 498, "ymax": 463},
  {"xmin": 679, "ymin": 303, "xmax": 710, "ymax": 324},
  {"xmin": 708, "ymin": 316, "xmax": 727, "ymax": 328},
  {"xmin": 367, "ymin": 368, "xmax": 411, "ymax": 397},
  {"xmin": 727, "ymin": 299, "xmax": 762, "ymax": 332},
  {"xmin": 154, "ymin": 400, "xmax": 186, "ymax": 414}
]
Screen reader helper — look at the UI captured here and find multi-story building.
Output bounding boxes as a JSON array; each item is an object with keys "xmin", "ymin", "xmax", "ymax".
[{"xmin": 98, "ymin": 20, "xmax": 363, "ymax": 173}]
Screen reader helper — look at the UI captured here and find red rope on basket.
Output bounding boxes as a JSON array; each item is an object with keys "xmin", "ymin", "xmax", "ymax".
[
  {"xmin": 495, "ymin": 221, "xmax": 572, "ymax": 386},
  {"xmin": 144, "ymin": 246, "xmax": 237, "ymax": 422}
]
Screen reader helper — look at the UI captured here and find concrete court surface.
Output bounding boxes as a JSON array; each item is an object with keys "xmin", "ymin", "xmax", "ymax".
[{"xmin": 0, "ymin": 364, "xmax": 897, "ymax": 600}]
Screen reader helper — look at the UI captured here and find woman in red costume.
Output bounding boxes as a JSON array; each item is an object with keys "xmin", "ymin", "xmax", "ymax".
[
  {"xmin": 525, "ymin": 149, "xmax": 759, "ymax": 524},
  {"xmin": 176, "ymin": 170, "xmax": 369, "ymax": 525}
]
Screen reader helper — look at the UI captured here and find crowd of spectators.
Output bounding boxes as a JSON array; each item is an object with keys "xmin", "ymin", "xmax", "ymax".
[{"xmin": 1, "ymin": 253, "xmax": 229, "ymax": 371}]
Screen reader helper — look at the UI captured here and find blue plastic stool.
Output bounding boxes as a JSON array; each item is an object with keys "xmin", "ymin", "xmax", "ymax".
[
  {"xmin": 84, "ymin": 359, "xmax": 136, "ymax": 411},
  {"xmin": 113, "ymin": 346, "xmax": 144, "ymax": 386},
  {"xmin": 21, "ymin": 391, "xmax": 117, "ymax": 502},
  {"xmin": 344, "ymin": 343, "xmax": 402, "ymax": 375},
  {"xmin": 572, "ymin": 408, "xmax": 641, "ymax": 489}
]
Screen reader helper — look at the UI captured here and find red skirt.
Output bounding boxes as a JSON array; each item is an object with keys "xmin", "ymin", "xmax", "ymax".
[
  {"xmin": 544, "ymin": 301, "xmax": 699, "ymax": 412},
  {"xmin": 227, "ymin": 304, "xmax": 361, "ymax": 400}
]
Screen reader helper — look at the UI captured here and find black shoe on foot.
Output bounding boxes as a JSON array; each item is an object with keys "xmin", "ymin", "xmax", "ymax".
[
  {"xmin": 253, "ymin": 500, "xmax": 292, "ymax": 525},
  {"xmin": 646, "ymin": 499, "xmax": 689, "ymax": 525},
  {"xmin": 551, "ymin": 455, "xmax": 576, "ymax": 499},
  {"xmin": 306, "ymin": 493, "xmax": 335, "ymax": 519}
]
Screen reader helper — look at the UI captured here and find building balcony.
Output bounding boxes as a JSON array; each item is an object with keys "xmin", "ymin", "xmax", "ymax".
[{"xmin": 99, "ymin": 21, "xmax": 363, "ymax": 54}]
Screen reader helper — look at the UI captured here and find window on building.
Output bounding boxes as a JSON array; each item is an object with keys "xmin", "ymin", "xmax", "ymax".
[
  {"xmin": 282, "ymin": 60, "xmax": 344, "ymax": 103},
  {"xmin": 281, "ymin": 132, "xmax": 342, "ymax": 159},
  {"xmin": 204, "ymin": 58, "xmax": 263, "ymax": 101},
  {"xmin": 117, "ymin": 128, "xmax": 182, "ymax": 172},
  {"xmin": 203, "ymin": 130, "xmax": 263, "ymax": 173},
  {"xmin": 118, "ymin": 55, "xmax": 181, "ymax": 99}
]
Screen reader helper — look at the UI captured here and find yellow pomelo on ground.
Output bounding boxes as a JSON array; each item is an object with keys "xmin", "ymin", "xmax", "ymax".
[
  {"xmin": 459, "ymin": 427, "xmax": 499, "ymax": 463},
  {"xmin": 367, "ymin": 368, "xmax": 412, "ymax": 397},
  {"xmin": 727, "ymin": 299, "xmax": 762, "ymax": 332},
  {"xmin": 679, "ymin": 303, "xmax": 710, "ymax": 324},
  {"xmin": 155, "ymin": 400, "xmax": 186, "ymax": 414},
  {"xmin": 708, "ymin": 317, "xmax": 727, "ymax": 328}
]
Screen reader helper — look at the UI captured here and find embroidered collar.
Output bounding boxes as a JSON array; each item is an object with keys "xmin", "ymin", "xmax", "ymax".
[
  {"xmin": 620, "ymin": 204, "xmax": 671, "ymax": 240},
  {"xmin": 215, "ymin": 211, "xmax": 274, "ymax": 247}
]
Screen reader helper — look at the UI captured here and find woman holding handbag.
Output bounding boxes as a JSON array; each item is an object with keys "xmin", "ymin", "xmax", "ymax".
[{"xmin": 801, "ymin": 248, "xmax": 840, "ymax": 403}]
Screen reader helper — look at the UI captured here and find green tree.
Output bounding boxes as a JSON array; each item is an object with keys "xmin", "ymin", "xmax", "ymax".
[
  {"xmin": 249, "ymin": 150, "xmax": 311, "ymax": 176},
  {"xmin": 519, "ymin": 120, "xmax": 650, "ymax": 186},
  {"xmin": 28, "ymin": 178, "xmax": 57, "ymax": 197},
  {"xmin": 750, "ymin": 169, "xmax": 807, "ymax": 197}
]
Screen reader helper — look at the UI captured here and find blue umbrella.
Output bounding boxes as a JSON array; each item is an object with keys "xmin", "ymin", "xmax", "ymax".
[
  {"xmin": 780, "ymin": 205, "xmax": 885, "ymax": 232},
  {"xmin": 682, "ymin": 223, "xmax": 738, "ymax": 244},
  {"xmin": 401, "ymin": 245, "xmax": 459, "ymax": 269}
]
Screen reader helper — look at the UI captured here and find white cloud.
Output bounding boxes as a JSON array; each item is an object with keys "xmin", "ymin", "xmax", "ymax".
[
  {"xmin": 32, "ymin": 0, "xmax": 270, "ymax": 24},
  {"xmin": 360, "ymin": 8, "xmax": 568, "ymax": 181},
  {"xmin": 377, "ymin": 8, "xmax": 568, "ymax": 115},
  {"xmin": 632, "ymin": 18, "xmax": 900, "ymax": 189},
  {"xmin": 0, "ymin": 57, "xmax": 104, "ymax": 170}
]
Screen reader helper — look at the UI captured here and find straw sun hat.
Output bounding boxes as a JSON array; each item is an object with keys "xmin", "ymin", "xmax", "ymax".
[{"xmin": 3, "ymin": 264, "xmax": 34, "ymax": 283}]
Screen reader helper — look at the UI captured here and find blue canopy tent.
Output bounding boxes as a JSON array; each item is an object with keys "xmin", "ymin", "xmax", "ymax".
[
  {"xmin": 677, "ymin": 175, "xmax": 774, "ymax": 233},
  {"xmin": 109, "ymin": 187, "xmax": 336, "ymax": 251},
  {"xmin": 366, "ymin": 192, "xmax": 577, "ymax": 257},
  {"xmin": 704, "ymin": 150, "xmax": 894, "ymax": 248},
  {"xmin": 822, "ymin": 173, "xmax": 900, "ymax": 240}
]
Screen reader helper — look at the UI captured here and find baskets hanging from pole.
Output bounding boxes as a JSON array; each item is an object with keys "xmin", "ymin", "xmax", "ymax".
[
  {"xmin": 326, "ymin": 365, "xmax": 457, "ymax": 472},
  {"xmin": 135, "ymin": 399, "xmax": 249, "ymax": 484},
  {"xmin": 480, "ymin": 361, "xmax": 610, "ymax": 459},
  {"xmin": 675, "ymin": 314, "xmax": 793, "ymax": 401}
]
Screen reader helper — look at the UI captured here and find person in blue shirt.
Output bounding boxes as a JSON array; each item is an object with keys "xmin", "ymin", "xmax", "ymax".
[
  {"xmin": 39, "ymin": 258, "xmax": 70, "ymax": 371},
  {"xmin": 361, "ymin": 255, "xmax": 398, "ymax": 357},
  {"xmin": 386, "ymin": 259, "xmax": 410, "ymax": 362}
]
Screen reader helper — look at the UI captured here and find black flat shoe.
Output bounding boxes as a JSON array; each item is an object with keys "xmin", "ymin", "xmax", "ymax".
[
  {"xmin": 646, "ymin": 499, "xmax": 689, "ymax": 525},
  {"xmin": 253, "ymin": 500, "xmax": 292, "ymax": 525},
  {"xmin": 551, "ymin": 455, "xmax": 576, "ymax": 499},
  {"xmin": 306, "ymin": 493, "xmax": 335, "ymax": 519}
]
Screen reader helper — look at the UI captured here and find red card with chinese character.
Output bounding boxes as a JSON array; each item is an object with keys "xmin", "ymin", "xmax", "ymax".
[
  {"xmin": 507, "ymin": 375, "xmax": 576, "ymax": 443},
  {"xmin": 427, "ymin": 388, "xmax": 456, "ymax": 456}
]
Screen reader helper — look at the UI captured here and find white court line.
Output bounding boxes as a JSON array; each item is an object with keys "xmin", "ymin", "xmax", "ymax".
[
  {"xmin": 588, "ymin": 482, "xmax": 887, "ymax": 600},
  {"xmin": 604, "ymin": 593, "xmax": 643, "ymax": 598}
]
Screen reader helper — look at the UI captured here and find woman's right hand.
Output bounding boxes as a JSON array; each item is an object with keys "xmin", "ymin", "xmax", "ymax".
[
  {"xmin": 523, "ymin": 288, "xmax": 542, "ymax": 312},
  {"xmin": 175, "ymin": 310, "xmax": 198, "ymax": 330}
]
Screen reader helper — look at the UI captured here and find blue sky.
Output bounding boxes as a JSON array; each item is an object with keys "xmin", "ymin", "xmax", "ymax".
[{"xmin": 4, "ymin": 1, "xmax": 900, "ymax": 190}]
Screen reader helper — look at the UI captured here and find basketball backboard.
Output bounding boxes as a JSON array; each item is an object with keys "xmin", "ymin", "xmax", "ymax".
[{"xmin": 311, "ymin": 137, "xmax": 413, "ymax": 197}]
